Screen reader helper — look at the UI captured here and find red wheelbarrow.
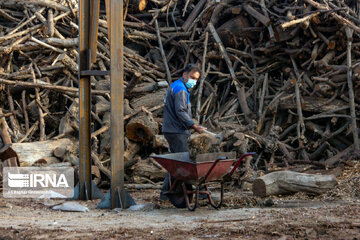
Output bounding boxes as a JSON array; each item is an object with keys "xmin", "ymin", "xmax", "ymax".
[{"xmin": 151, "ymin": 152, "xmax": 255, "ymax": 211}]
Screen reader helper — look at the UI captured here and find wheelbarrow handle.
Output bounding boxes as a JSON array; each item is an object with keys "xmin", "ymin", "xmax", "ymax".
[{"xmin": 229, "ymin": 152, "xmax": 256, "ymax": 176}]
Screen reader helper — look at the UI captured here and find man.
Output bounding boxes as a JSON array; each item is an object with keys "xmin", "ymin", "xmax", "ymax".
[{"xmin": 160, "ymin": 64, "xmax": 206, "ymax": 200}]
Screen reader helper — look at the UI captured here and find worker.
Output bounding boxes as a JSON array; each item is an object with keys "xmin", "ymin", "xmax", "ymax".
[{"xmin": 160, "ymin": 64, "xmax": 207, "ymax": 200}]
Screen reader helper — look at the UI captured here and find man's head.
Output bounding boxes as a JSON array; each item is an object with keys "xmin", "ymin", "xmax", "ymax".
[{"xmin": 182, "ymin": 64, "xmax": 201, "ymax": 89}]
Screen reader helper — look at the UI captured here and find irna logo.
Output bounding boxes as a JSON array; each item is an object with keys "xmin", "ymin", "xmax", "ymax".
[{"xmin": 7, "ymin": 172, "xmax": 69, "ymax": 188}]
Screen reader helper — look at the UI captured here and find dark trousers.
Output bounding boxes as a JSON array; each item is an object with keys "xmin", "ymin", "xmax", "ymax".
[
  {"xmin": 164, "ymin": 132, "xmax": 190, "ymax": 153},
  {"xmin": 160, "ymin": 133, "xmax": 190, "ymax": 196}
]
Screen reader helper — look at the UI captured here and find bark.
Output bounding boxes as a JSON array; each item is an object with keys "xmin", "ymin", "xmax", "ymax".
[
  {"xmin": 252, "ymin": 171, "xmax": 338, "ymax": 197},
  {"xmin": 126, "ymin": 112, "xmax": 158, "ymax": 143},
  {"xmin": 10, "ymin": 138, "xmax": 75, "ymax": 166}
]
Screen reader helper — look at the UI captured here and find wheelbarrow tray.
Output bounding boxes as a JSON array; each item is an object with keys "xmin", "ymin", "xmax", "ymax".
[{"xmin": 151, "ymin": 152, "xmax": 235, "ymax": 182}]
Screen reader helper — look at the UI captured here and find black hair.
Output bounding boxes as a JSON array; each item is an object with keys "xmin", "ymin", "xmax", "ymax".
[{"xmin": 184, "ymin": 64, "xmax": 201, "ymax": 74}]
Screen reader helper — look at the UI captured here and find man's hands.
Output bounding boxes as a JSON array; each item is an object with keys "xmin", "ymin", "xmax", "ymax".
[{"xmin": 191, "ymin": 124, "xmax": 207, "ymax": 133}]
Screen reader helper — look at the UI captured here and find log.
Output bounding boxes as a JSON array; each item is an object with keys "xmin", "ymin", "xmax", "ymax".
[
  {"xmin": 188, "ymin": 133, "xmax": 217, "ymax": 158},
  {"xmin": 130, "ymin": 88, "xmax": 166, "ymax": 111},
  {"xmin": 216, "ymin": 16, "xmax": 253, "ymax": 48},
  {"xmin": 279, "ymin": 96, "xmax": 346, "ymax": 112},
  {"xmin": 243, "ymin": 4, "xmax": 270, "ymax": 27},
  {"xmin": 0, "ymin": 0, "xmax": 359, "ymax": 181},
  {"xmin": 152, "ymin": 134, "xmax": 169, "ymax": 149},
  {"xmin": 127, "ymin": 0, "xmax": 147, "ymax": 12},
  {"xmin": 126, "ymin": 112, "xmax": 158, "ymax": 143},
  {"xmin": 9, "ymin": 138, "xmax": 75, "ymax": 166},
  {"xmin": 125, "ymin": 183, "xmax": 161, "ymax": 189},
  {"xmin": 132, "ymin": 158, "xmax": 166, "ymax": 182},
  {"xmin": 252, "ymin": 171, "xmax": 338, "ymax": 197},
  {"xmin": 124, "ymin": 139, "xmax": 141, "ymax": 163},
  {"xmin": 59, "ymin": 98, "xmax": 79, "ymax": 135}
]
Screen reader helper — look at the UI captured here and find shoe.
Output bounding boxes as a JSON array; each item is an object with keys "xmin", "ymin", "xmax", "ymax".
[
  {"xmin": 210, "ymin": 195, "xmax": 220, "ymax": 202},
  {"xmin": 198, "ymin": 193, "xmax": 208, "ymax": 200},
  {"xmin": 159, "ymin": 192, "xmax": 169, "ymax": 201}
]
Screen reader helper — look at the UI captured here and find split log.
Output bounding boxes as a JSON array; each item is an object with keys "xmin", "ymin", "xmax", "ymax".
[
  {"xmin": 9, "ymin": 138, "xmax": 76, "ymax": 166},
  {"xmin": 0, "ymin": 144, "xmax": 20, "ymax": 169},
  {"xmin": 252, "ymin": 171, "xmax": 338, "ymax": 197},
  {"xmin": 126, "ymin": 112, "xmax": 158, "ymax": 143},
  {"xmin": 124, "ymin": 139, "xmax": 141, "ymax": 163},
  {"xmin": 59, "ymin": 98, "xmax": 79, "ymax": 135}
]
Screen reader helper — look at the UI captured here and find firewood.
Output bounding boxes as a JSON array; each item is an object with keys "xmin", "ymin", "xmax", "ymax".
[
  {"xmin": 0, "ymin": 0, "xmax": 360, "ymax": 184},
  {"xmin": 152, "ymin": 134, "xmax": 168, "ymax": 149},
  {"xmin": 189, "ymin": 133, "xmax": 217, "ymax": 158},
  {"xmin": 126, "ymin": 112, "xmax": 158, "ymax": 143},
  {"xmin": 132, "ymin": 158, "xmax": 166, "ymax": 182},
  {"xmin": 252, "ymin": 171, "xmax": 338, "ymax": 197},
  {"xmin": 124, "ymin": 139, "xmax": 141, "ymax": 163},
  {"xmin": 10, "ymin": 138, "xmax": 75, "ymax": 166},
  {"xmin": 127, "ymin": 0, "xmax": 147, "ymax": 12}
]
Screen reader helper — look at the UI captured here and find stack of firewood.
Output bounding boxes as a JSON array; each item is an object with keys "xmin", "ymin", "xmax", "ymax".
[{"xmin": 0, "ymin": 0, "xmax": 359, "ymax": 186}]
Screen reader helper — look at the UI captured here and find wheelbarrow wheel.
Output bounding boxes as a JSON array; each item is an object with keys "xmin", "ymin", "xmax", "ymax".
[{"xmin": 169, "ymin": 181, "xmax": 193, "ymax": 208}]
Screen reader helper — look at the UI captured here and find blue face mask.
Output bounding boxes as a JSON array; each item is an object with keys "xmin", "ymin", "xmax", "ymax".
[{"xmin": 185, "ymin": 78, "xmax": 197, "ymax": 89}]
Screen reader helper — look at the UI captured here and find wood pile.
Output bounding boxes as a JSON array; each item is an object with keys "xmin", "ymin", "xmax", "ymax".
[{"xmin": 0, "ymin": 0, "xmax": 359, "ymax": 187}]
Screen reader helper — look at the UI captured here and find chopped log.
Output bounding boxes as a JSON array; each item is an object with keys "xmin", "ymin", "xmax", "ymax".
[
  {"xmin": 152, "ymin": 134, "xmax": 169, "ymax": 149},
  {"xmin": 132, "ymin": 158, "xmax": 166, "ymax": 182},
  {"xmin": 126, "ymin": 112, "xmax": 158, "ymax": 143},
  {"xmin": 0, "ymin": 0, "xmax": 359, "ymax": 181},
  {"xmin": 59, "ymin": 98, "xmax": 79, "ymax": 135},
  {"xmin": 124, "ymin": 139, "xmax": 141, "ymax": 163},
  {"xmin": 9, "ymin": 138, "xmax": 76, "ymax": 166},
  {"xmin": 94, "ymin": 96, "xmax": 110, "ymax": 115},
  {"xmin": 33, "ymin": 156, "xmax": 60, "ymax": 165},
  {"xmin": 0, "ymin": 108, "xmax": 12, "ymax": 145},
  {"xmin": 128, "ymin": 0, "xmax": 147, "ymax": 12},
  {"xmin": 0, "ymin": 144, "xmax": 20, "ymax": 168},
  {"xmin": 216, "ymin": 16, "xmax": 253, "ymax": 48},
  {"xmin": 59, "ymin": 53, "xmax": 78, "ymax": 74},
  {"xmin": 279, "ymin": 96, "xmax": 346, "ymax": 112},
  {"xmin": 129, "ymin": 89, "xmax": 166, "ymax": 111},
  {"xmin": 252, "ymin": 171, "xmax": 338, "ymax": 197},
  {"xmin": 189, "ymin": 133, "xmax": 217, "ymax": 158}
]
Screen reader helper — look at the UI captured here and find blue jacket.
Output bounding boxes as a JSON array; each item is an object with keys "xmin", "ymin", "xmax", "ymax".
[{"xmin": 162, "ymin": 78, "xmax": 194, "ymax": 134}]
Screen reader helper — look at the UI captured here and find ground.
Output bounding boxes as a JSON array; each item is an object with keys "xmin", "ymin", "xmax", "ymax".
[{"xmin": 0, "ymin": 162, "xmax": 359, "ymax": 239}]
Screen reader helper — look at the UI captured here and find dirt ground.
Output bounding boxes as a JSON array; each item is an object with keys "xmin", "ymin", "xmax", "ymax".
[{"xmin": 0, "ymin": 162, "xmax": 359, "ymax": 239}]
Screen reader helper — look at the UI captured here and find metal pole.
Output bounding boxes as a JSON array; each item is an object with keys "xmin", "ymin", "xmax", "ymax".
[
  {"xmin": 110, "ymin": 0, "xmax": 125, "ymax": 208},
  {"xmin": 78, "ymin": 0, "xmax": 92, "ymax": 200},
  {"xmin": 89, "ymin": 0, "xmax": 100, "ymax": 64}
]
